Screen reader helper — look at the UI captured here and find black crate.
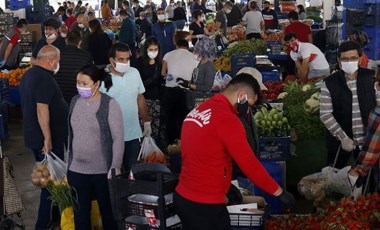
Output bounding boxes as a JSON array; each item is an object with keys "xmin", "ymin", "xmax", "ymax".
[
  {"xmin": 258, "ymin": 137, "xmax": 291, "ymax": 161},
  {"xmin": 228, "ymin": 206, "xmax": 269, "ymax": 227},
  {"xmin": 126, "ymin": 194, "xmax": 175, "ymax": 217}
]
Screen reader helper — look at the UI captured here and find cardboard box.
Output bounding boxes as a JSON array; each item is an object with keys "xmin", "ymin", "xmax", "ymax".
[{"xmin": 26, "ymin": 24, "xmax": 42, "ymax": 42}]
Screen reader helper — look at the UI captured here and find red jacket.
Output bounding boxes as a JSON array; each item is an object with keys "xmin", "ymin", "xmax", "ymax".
[{"xmin": 176, "ymin": 94, "xmax": 280, "ymax": 204}]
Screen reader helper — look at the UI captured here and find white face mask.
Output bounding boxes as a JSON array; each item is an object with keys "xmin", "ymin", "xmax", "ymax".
[
  {"xmin": 225, "ymin": 9, "xmax": 232, "ymax": 14},
  {"xmin": 341, "ymin": 61, "xmax": 359, "ymax": 75},
  {"xmin": 78, "ymin": 23, "xmax": 85, "ymax": 28},
  {"xmin": 46, "ymin": 33, "xmax": 57, "ymax": 40},
  {"xmin": 147, "ymin": 51, "xmax": 158, "ymax": 59},
  {"xmin": 53, "ymin": 63, "xmax": 60, "ymax": 74},
  {"xmin": 201, "ymin": 16, "xmax": 206, "ymax": 21},
  {"xmin": 157, "ymin": 14, "xmax": 165, "ymax": 21},
  {"xmin": 114, "ymin": 60, "xmax": 130, "ymax": 73},
  {"xmin": 193, "ymin": 54, "xmax": 201, "ymax": 62},
  {"xmin": 60, "ymin": 33, "xmax": 67, "ymax": 38}
]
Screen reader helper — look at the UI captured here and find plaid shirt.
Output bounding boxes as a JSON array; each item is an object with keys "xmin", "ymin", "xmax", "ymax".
[{"xmin": 353, "ymin": 107, "xmax": 380, "ymax": 176}]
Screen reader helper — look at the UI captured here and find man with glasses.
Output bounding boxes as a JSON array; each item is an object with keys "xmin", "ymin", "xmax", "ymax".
[
  {"xmin": 320, "ymin": 41, "xmax": 380, "ymax": 169},
  {"xmin": 284, "ymin": 32, "xmax": 330, "ymax": 80}
]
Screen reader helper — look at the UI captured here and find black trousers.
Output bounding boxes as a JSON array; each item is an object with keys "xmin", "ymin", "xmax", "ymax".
[
  {"xmin": 163, "ymin": 87, "xmax": 189, "ymax": 144},
  {"xmin": 67, "ymin": 170, "xmax": 117, "ymax": 230},
  {"xmin": 174, "ymin": 192, "xmax": 231, "ymax": 230}
]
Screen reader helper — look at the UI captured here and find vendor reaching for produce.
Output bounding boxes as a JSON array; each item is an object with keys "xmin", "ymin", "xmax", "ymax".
[
  {"xmin": 174, "ymin": 73, "xmax": 296, "ymax": 230},
  {"xmin": 320, "ymin": 41, "xmax": 380, "ymax": 170},
  {"xmin": 284, "ymin": 32, "xmax": 330, "ymax": 81},
  {"xmin": 176, "ymin": 36, "xmax": 216, "ymax": 91},
  {"xmin": 189, "ymin": 9, "xmax": 214, "ymax": 46}
]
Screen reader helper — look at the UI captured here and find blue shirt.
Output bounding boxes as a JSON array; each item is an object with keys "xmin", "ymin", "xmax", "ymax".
[
  {"xmin": 100, "ymin": 67, "xmax": 145, "ymax": 141},
  {"xmin": 151, "ymin": 21, "xmax": 176, "ymax": 55}
]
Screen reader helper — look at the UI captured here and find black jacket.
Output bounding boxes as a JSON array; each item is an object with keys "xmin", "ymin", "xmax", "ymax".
[{"xmin": 55, "ymin": 45, "xmax": 93, "ymax": 104}]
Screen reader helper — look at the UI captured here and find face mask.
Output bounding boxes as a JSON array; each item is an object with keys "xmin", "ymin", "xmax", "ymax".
[
  {"xmin": 148, "ymin": 51, "xmax": 158, "ymax": 59},
  {"xmin": 201, "ymin": 16, "xmax": 206, "ymax": 21},
  {"xmin": 77, "ymin": 85, "xmax": 95, "ymax": 99},
  {"xmin": 53, "ymin": 63, "xmax": 60, "ymax": 74},
  {"xmin": 78, "ymin": 23, "xmax": 85, "ymax": 28},
  {"xmin": 114, "ymin": 60, "xmax": 130, "ymax": 73},
  {"xmin": 60, "ymin": 33, "xmax": 67, "ymax": 38},
  {"xmin": 226, "ymin": 9, "xmax": 232, "ymax": 14},
  {"xmin": 46, "ymin": 33, "xmax": 57, "ymax": 40},
  {"xmin": 157, "ymin": 14, "xmax": 165, "ymax": 21},
  {"xmin": 341, "ymin": 61, "xmax": 359, "ymax": 75},
  {"xmin": 288, "ymin": 40, "xmax": 299, "ymax": 52},
  {"xmin": 237, "ymin": 94, "xmax": 249, "ymax": 116}
]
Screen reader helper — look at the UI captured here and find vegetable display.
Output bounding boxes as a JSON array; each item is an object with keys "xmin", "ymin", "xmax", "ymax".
[
  {"xmin": 265, "ymin": 193, "xmax": 380, "ymax": 229},
  {"xmin": 0, "ymin": 66, "xmax": 30, "ymax": 86},
  {"xmin": 280, "ymin": 79, "xmax": 325, "ymax": 140},
  {"xmin": 254, "ymin": 107, "xmax": 290, "ymax": 138}
]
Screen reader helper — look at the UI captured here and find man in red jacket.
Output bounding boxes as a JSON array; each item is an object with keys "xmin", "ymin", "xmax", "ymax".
[{"xmin": 174, "ymin": 73, "xmax": 296, "ymax": 230}]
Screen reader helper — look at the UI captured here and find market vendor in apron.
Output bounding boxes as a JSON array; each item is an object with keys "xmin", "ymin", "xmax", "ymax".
[{"xmin": 174, "ymin": 73, "xmax": 296, "ymax": 230}]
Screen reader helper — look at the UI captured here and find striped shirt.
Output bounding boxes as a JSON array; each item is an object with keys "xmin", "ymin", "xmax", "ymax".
[
  {"xmin": 353, "ymin": 107, "xmax": 380, "ymax": 176},
  {"xmin": 320, "ymin": 77, "xmax": 380, "ymax": 148}
]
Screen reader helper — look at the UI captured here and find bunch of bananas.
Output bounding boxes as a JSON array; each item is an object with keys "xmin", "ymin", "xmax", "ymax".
[{"xmin": 214, "ymin": 56, "xmax": 231, "ymax": 72}]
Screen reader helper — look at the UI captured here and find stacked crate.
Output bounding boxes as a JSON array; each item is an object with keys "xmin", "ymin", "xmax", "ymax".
[
  {"xmin": 343, "ymin": 0, "xmax": 365, "ymax": 40},
  {"xmin": 18, "ymin": 32, "xmax": 33, "ymax": 62},
  {"xmin": 363, "ymin": 0, "xmax": 380, "ymax": 60},
  {"xmin": 0, "ymin": 13, "xmax": 14, "ymax": 43},
  {"xmin": 25, "ymin": 4, "xmax": 53, "ymax": 24}
]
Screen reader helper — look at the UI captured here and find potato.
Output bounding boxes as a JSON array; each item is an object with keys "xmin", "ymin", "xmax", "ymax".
[
  {"xmin": 36, "ymin": 164, "xmax": 46, "ymax": 172},
  {"xmin": 41, "ymin": 168, "xmax": 50, "ymax": 177},
  {"xmin": 40, "ymin": 178, "xmax": 49, "ymax": 187},
  {"xmin": 35, "ymin": 171, "xmax": 42, "ymax": 179},
  {"xmin": 31, "ymin": 178, "xmax": 40, "ymax": 186}
]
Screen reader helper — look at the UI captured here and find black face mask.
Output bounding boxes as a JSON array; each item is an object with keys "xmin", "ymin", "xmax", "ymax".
[{"xmin": 237, "ymin": 95, "xmax": 249, "ymax": 116}]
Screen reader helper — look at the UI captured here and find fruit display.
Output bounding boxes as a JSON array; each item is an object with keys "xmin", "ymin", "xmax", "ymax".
[
  {"xmin": 103, "ymin": 18, "xmax": 122, "ymax": 32},
  {"xmin": 226, "ymin": 25, "xmax": 246, "ymax": 42},
  {"xmin": 205, "ymin": 13, "xmax": 217, "ymax": 31},
  {"xmin": 265, "ymin": 193, "xmax": 380, "ymax": 229},
  {"xmin": 0, "ymin": 66, "xmax": 30, "ymax": 86},
  {"xmin": 262, "ymin": 81, "xmax": 285, "ymax": 101},
  {"xmin": 264, "ymin": 31, "xmax": 284, "ymax": 42},
  {"xmin": 214, "ymin": 56, "xmax": 232, "ymax": 72},
  {"xmin": 254, "ymin": 106, "xmax": 290, "ymax": 138},
  {"xmin": 31, "ymin": 164, "xmax": 52, "ymax": 187}
]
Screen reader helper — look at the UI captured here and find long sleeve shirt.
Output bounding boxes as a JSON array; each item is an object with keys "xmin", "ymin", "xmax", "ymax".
[
  {"xmin": 320, "ymin": 79, "xmax": 380, "ymax": 146},
  {"xmin": 176, "ymin": 94, "xmax": 280, "ymax": 204},
  {"xmin": 353, "ymin": 107, "xmax": 380, "ymax": 176}
]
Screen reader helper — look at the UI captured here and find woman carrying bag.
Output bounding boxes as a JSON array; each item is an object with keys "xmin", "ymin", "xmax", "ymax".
[{"xmin": 67, "ymin": 64, "xmax": 124, "ymax": 229}]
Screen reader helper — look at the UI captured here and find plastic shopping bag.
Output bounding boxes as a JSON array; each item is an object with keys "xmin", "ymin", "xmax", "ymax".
[
  {"xmin": 137, "ymin": 136, "xmax": 166, "ymax": 164},
  {"xmin": 46, "ymin": 152, "xmax": 67, "ymax": 181},
  {"xmin": 212, "ymin": 70, "xmax": 232, "ymax": 91},
  {"xmin": 322, "ymin": 166, "xmax": 353, "ymax": 197},
  {"xmin": 61, "ymin": 200, "xmax": 103, "ymax": 230},
  {"xmin": 298, "ymin": 172, "xmax": 328, "ymax": 206}
]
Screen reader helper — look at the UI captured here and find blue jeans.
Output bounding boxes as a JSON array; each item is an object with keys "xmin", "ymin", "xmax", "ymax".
[
  {"xmin": 123, "ymin": 139, "xmax": 141, "ymax": 171},
  {"xmin": 67, "ymin": 170, "xmax": 117, "ymax": 230},
  {"xmin": 32, "ymin": 141, "xmax": 64, "ymax": 230}
]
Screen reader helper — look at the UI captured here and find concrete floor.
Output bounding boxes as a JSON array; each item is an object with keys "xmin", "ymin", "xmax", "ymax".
[{"xmin": 5, "ymin": 107, "xmax": 39, "ymax": 229}]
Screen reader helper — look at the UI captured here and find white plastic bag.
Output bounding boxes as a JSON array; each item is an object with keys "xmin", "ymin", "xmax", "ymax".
[
  {"xmin": 137, "ymin": 136, "xmax": 166, "ymax": 164},
  {"xmin": 46, "ymin": 152, "xmax": 67, "ymax": 181},
  {"xmin": 212, "ymin": 71, "xmax": 232, "ymax": 91},
  {"xmin": 322, "ymin": 166, "xmax": 353, "ymax": 197}
]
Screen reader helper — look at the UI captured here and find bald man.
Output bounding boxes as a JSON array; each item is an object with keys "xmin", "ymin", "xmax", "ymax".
[
  {"xmin": 20, "ymin": 45, "xmax": 68, "ymax": 229},
  {"xmin": 70, "ymin": 14, "xmax": 90, "ymax": 51}
]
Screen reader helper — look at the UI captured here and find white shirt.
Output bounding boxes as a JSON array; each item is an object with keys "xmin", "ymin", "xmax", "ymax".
[
  {"xmin": 309, "ymin": 0, "xmax": 322, "ymax": 7},
  {"xmin": 290, "ymin": 42, "xmax": 329, "ymax": 71},
  {"xmin": 163, "ymin": 48, "xmax": 199, "ymax": 87},
  {"xmin": 242, "ymin": 11, "xmax": 263, "ymax": 34}
]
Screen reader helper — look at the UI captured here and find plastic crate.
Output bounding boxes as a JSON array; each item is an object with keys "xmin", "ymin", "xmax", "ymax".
[
  {"xmin": 9, "ymin": 0, "xmax": 30, "ymax": 10},
  {"xmin": 366, "ymin": 0, "xmax": 380, "ymax": 3},
  {"xmin": 254, "ymin": 161, "xmax": 284, "ymax": 214},
  {"xmin": 0, "ymin": 79, "xmax": 9, "ymax": 103},
  {"xmin": 9, "ymin": 86, "xmax": 20, "ymax": 105},
  {"xmin": 365, "ymin": 3, "xmax": 380, "ymax": 14},
  {"xmin": 363, "ymin": 25, "xmax": 380, "ymax": 38},
  {"xmin": 231, "ymin": 53, "xmax": 256, "ymax": 77},
  {"xmin": 126, "ymin": 194, "xmax": 175, "ymax": 217},
  {"xmin": 267, "ymin": 41, "xmax": 282, "ymax": 54},
  {"xmin": 0, "ymin": 14, "xmax": 14, "ymax": 25},
  {"xmin": 365, "ymin": 15, "xmax": 380, "ymax": 26},
  {"xmin": 344, "ymin": 0, "xmax": 365, "ymax": 9},
  {"xmin": 228, "ymin": 206, "xmax": 268, "ymax": 227},
  {"xmin": 258, "ymin": 137, "xmax": 291, "ymax": 161},
  {"xmin": 364, "ymin": 46, "xmax": 380, "ymax": 60},
  {"xmin": 261, "ymin": 71, "xmax": 281, "ymax": 83}
]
